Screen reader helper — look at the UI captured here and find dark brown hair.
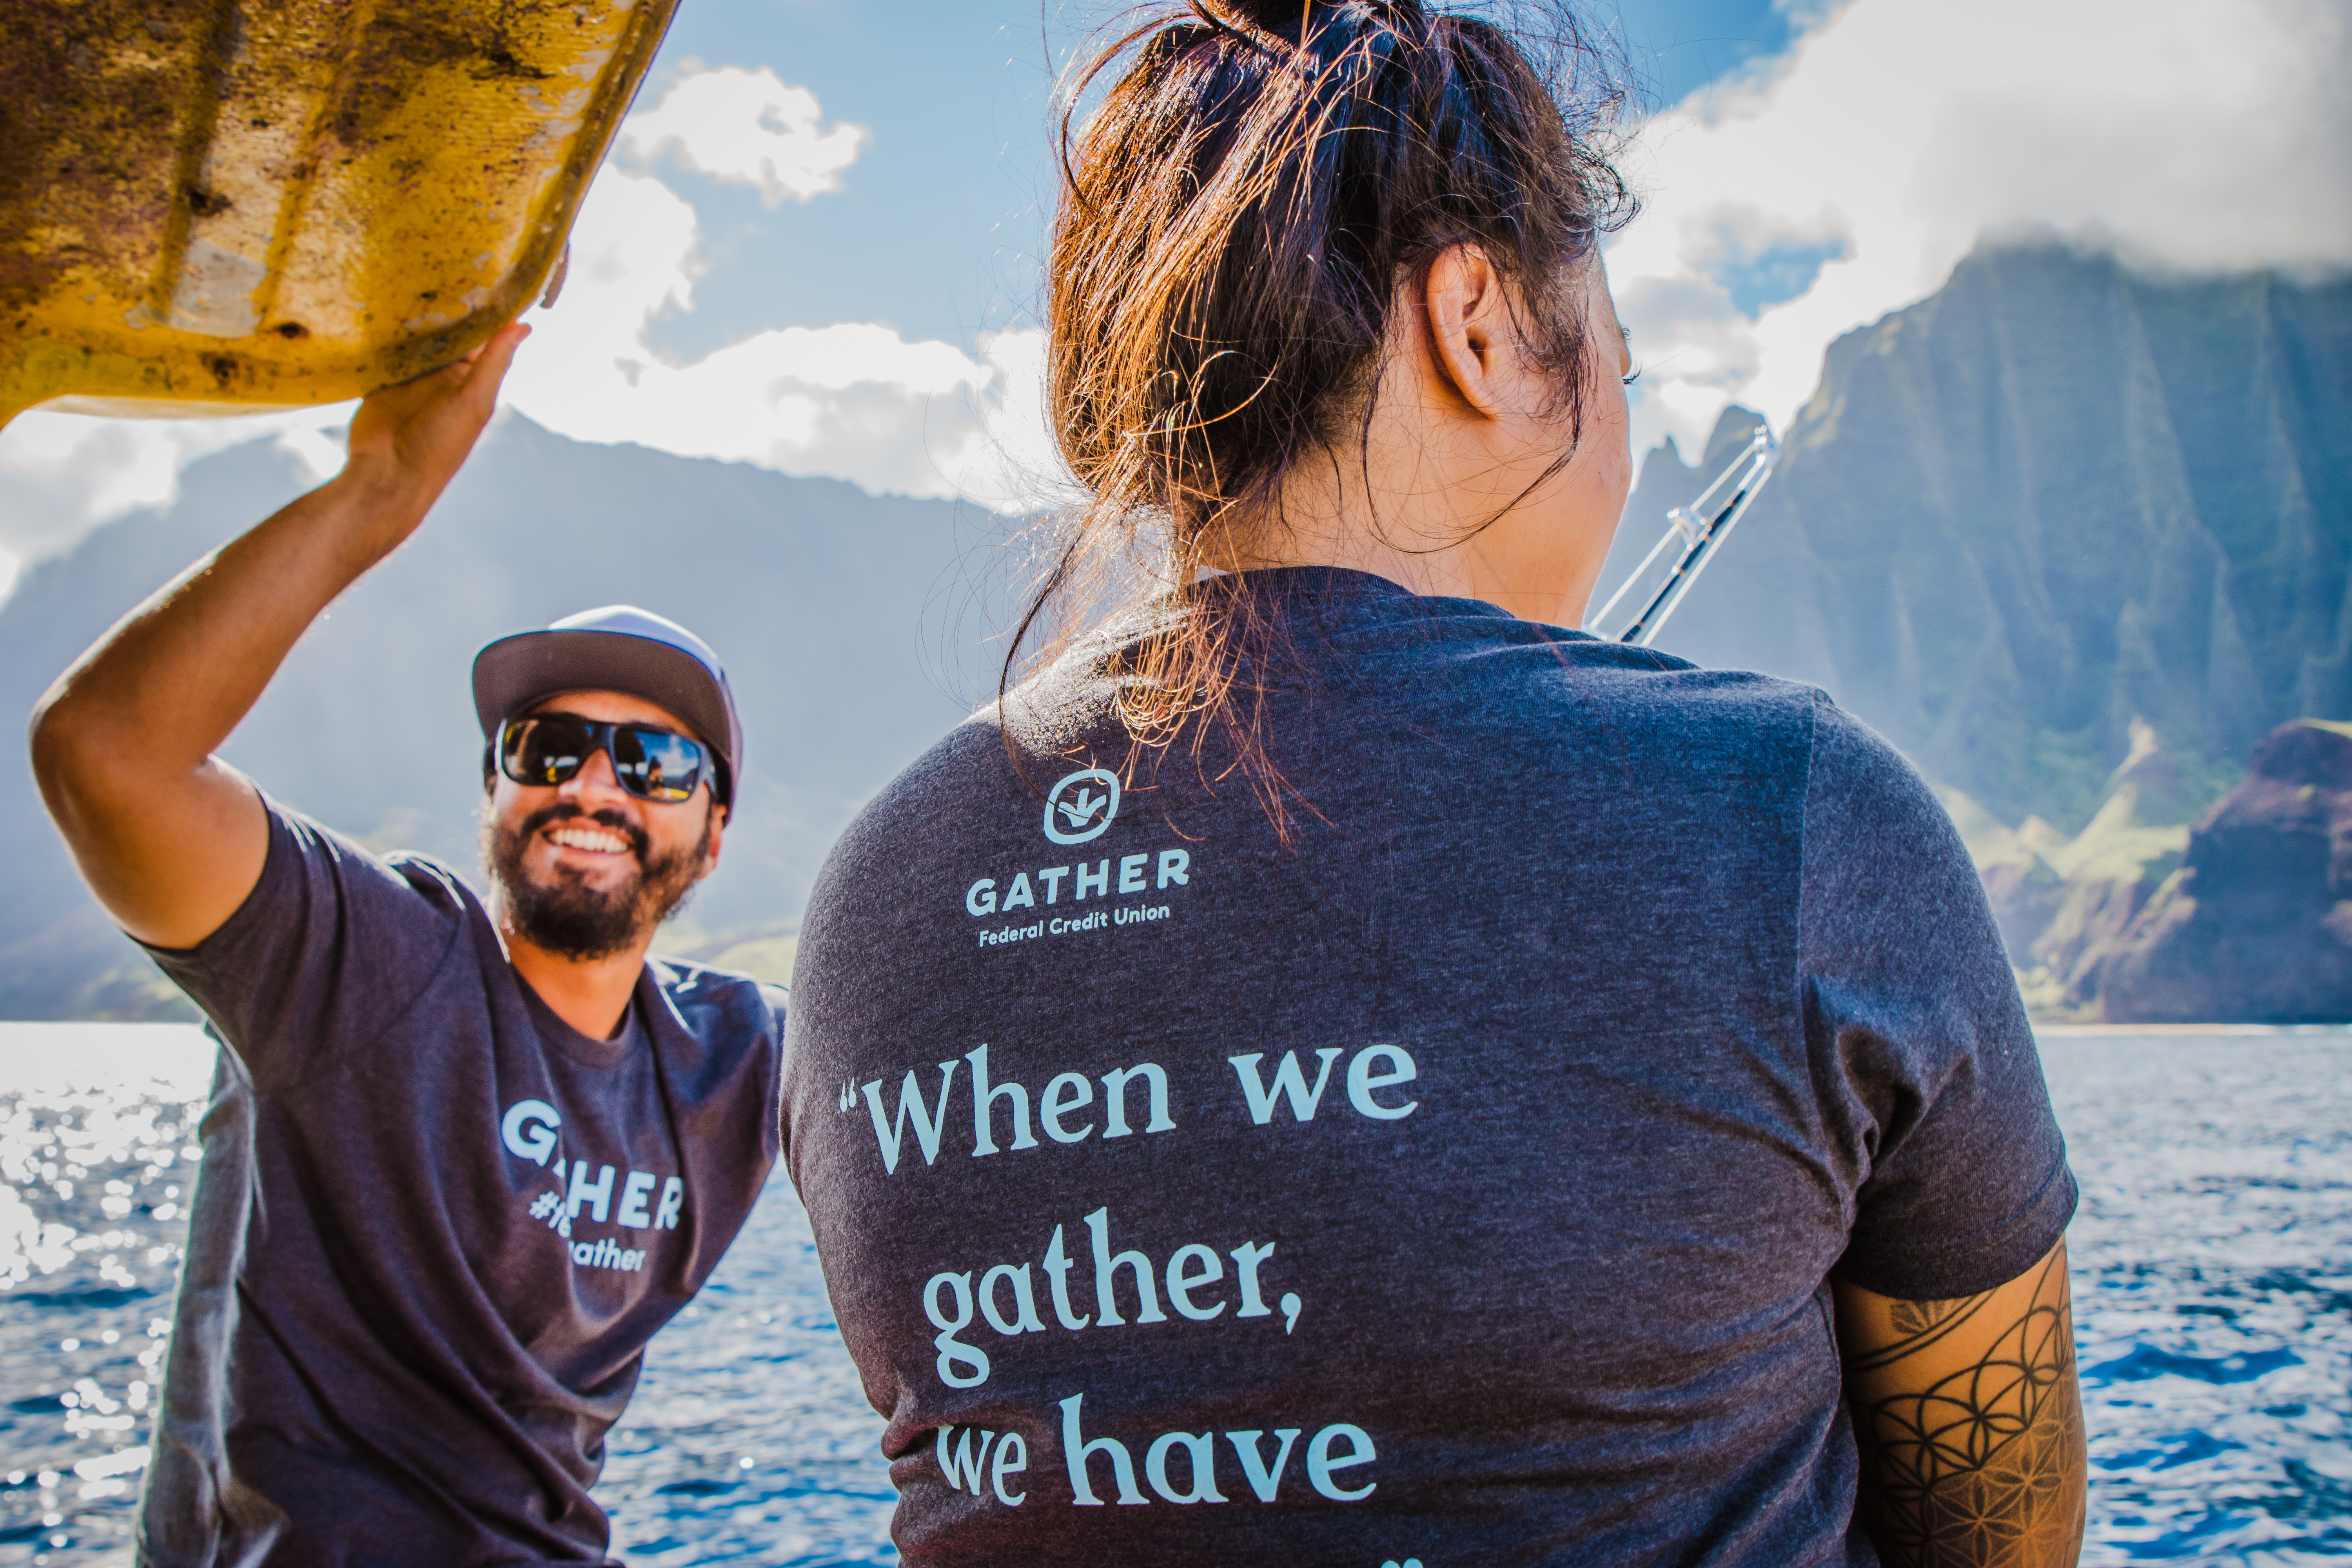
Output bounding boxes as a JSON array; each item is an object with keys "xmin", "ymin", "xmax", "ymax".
[{"xmin": 1011, "ymin": 0, "xmax": 1633, "ymax": 815}]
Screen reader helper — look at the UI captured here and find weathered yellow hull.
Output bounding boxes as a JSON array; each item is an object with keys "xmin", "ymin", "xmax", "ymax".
[{"xmin": 0, "ymin": 0, "xmax": 679, "ymax": 429}]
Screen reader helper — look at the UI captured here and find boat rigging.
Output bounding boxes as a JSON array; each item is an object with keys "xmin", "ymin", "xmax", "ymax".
[{"xmin": 1585, "ymin": 425, "xmax": 1778, "ymax": 646}]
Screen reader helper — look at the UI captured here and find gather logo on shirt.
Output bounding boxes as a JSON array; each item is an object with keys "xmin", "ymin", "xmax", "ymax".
[
  {"xmin": 961, "ymin": 767, "xmax": 1198, "ymax": 951},
  {"xmin": 1043, "ymin": 766, "xmax": 1121, "ymax": 844},
  {"xmin": 501, "ymin": 1098, "xmax": 682, "ymax": 1272}
]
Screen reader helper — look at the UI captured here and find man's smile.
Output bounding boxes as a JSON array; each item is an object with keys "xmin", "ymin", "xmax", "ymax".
[{"xmin": 545, "ymin": 822, "xmax": 634, "ymax": 856}]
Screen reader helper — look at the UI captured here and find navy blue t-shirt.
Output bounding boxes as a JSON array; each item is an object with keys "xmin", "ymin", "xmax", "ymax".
[
  {"xmin": 140, "ymin": 803, "xmax": 784, "ymax": 1566},
  {"xmin": 784, "ymin": 569, "xmax": 2074, "ymax": 1566}
]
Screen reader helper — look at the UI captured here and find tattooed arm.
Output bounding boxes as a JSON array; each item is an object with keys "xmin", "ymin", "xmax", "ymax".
[{"xmin": 1835, "ymin": 1238, "xmax": 2087, "ymax": 1568}]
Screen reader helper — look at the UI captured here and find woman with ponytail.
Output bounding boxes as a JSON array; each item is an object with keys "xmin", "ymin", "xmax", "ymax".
[{"xmin": 784, "ymin": 4, "xmax": 2085, "ymax": 1563}]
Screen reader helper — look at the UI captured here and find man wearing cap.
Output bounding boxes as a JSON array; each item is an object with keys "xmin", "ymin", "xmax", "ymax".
[{"xmin": 30, "ymin": 327, "xmax": 783, "ymax": 1565}]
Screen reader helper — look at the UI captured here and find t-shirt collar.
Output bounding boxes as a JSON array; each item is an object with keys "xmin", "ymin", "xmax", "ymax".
[{"xmin": 513, "ymin": 973, "xmax": 645, "ymax": 1069}]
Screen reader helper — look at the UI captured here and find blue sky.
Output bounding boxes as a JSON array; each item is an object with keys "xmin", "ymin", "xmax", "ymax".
[
  {"xmin": 635, "ymin": 0, "xmax": 1798, "ymax": 357},
  {"xmin": 458, "ymin": 0, "xmax": 1848, "ymax": 513}
]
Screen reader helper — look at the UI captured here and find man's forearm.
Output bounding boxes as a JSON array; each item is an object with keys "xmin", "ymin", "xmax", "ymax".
[
  {"xmin": 27, "ymin": 469, "xmax": 437, "ymax": 947},
  {"xmin": 28, "ymin": 325, "xmax": 525, "ymax": 948},
  {"xmin": 1842, "ymin": 1244, "xmax": 2087, "ymax": 1568}
]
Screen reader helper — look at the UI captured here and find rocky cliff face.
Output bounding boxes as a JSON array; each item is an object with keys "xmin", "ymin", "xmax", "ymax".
[
  {"xmin": 2096, "ymin": 721, "xmax": 2352, "ymax": 1023},
  {"xmin": 1637, "ymin": 243, "xmax": 2352, "ymax": 834},
  {"xmin": 1605, "ymin": 243, "xmax": 2352, "ymax": 1019},
  {"xmin": 1940, "ymin": 717, "xmax": 2192, "ymax": 1007}
]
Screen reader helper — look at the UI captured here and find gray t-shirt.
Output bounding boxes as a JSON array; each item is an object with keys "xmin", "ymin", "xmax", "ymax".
[
  {"xmin": 140, "ymin": 802, "xmax": 784, "ymax": 1566},
  {"xmin": 784, "ymin": 568, "xmax": 2074, "ymax": 1566}
]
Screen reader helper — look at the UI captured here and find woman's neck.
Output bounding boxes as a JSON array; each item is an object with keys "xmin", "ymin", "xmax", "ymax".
[
  {"xmin": 1199, "ymin": 432, "xmax": 1616, "ymax": 630},
  {"xmin": 1196, "ymin": 256, "xmax": 1635, "ymax": 629}
]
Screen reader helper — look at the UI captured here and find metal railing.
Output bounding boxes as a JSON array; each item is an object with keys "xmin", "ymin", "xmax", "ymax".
[{"xmin": 1584, "ymin": 426, "xmax": 1778, "ymax": 646}]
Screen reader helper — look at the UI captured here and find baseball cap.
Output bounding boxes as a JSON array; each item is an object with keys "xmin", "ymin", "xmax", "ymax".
[{"xmin": 472, "ymin": 606, "xmax": 743, "ymax": 807}]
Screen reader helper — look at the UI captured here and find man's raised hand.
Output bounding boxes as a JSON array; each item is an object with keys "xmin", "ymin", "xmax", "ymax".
[{"xmin": 341, "ymin": 321, "xmax": 530, "ymax": 527}]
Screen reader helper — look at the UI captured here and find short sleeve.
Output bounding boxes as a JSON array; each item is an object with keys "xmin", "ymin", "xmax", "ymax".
[
  {"xmin": 143, "ymin": 799, "xmax": 466, "ymax": 1093},
  {"xmin": 1800, "ymin": 697, "xmax": 2077, "ymax": 1301}
]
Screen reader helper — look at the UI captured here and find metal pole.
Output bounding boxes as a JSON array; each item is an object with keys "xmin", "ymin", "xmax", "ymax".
[{"xmin": 1587, "ymin": 426, "xmax": 1778, "ymax": 647}]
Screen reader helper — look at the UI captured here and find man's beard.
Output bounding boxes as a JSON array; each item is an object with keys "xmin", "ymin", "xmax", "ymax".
[{"xmin": 485, "ymin": 802, "xmax": 713, "ymax": 962}]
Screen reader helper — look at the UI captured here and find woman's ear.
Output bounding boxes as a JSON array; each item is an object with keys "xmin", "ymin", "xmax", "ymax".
[{"xmin": 1420, "ymin": 243, "xmax": 1513, "ymax": 419}]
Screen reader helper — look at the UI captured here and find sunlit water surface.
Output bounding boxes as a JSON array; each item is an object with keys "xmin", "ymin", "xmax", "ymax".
[{"xmin": 3, "ymin": 1023, "xmax": 2349, "ymax": 1565}]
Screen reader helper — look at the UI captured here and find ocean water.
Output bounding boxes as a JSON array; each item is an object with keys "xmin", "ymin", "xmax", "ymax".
[{"xmin": 3, "ymin": 1023, "xmax": 2349, "ymax": 1565}]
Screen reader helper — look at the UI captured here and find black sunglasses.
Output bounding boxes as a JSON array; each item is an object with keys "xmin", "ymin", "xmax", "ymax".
[{"xmin": 496, "ymin": 714, "xmax": 709, "ymax": 804}]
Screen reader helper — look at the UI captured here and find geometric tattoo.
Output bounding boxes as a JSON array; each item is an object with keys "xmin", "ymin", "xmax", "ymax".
[{"xmin": 1845, "ymin": 1247, "xmax": 2086, "ymax": 1568}]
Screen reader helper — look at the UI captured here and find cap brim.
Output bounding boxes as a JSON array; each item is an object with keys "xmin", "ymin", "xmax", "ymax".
[{"xmin": 472, "ymin": 629, "xmax": 738, "ymax": 802}]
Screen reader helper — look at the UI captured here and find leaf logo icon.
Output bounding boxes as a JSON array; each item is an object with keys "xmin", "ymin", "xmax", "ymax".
[{"xmin": 1043, "ymin": 767, "xmax": 1121, "ymax": 845}]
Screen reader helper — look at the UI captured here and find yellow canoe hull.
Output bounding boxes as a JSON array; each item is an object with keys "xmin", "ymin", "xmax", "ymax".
[{"xmin": 0, "ymin": 0, "xmax": 679, "ymax": 428}]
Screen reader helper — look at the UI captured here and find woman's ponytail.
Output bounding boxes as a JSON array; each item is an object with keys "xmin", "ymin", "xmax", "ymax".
[{"xmin": 1014, "ymin": 0, "xmax": 1633, "ymax": 820}]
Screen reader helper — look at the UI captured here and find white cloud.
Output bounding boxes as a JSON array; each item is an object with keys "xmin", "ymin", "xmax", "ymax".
[
  {"xmin": 619, "ymin": 66, "xmax": 869, "ymax": 206},
  {"xmin": 1607, "ymin": 0, "xmax": 2352, "ymax": 458},
  {"xmin": 504, "ymin": 167, "xmax": 1062, "ymax": 512},
  {"xmin": 0, "ymin": 405, "xmax": 352, "ymax": 595}
]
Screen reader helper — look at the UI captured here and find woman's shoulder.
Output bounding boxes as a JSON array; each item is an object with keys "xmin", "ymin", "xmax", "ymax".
[
  {"xmin": 1792, "ymin": 694, "xmax": 1968, "ymax": 869},
  {"xmin": 1435, "ymin": 629, "xmax": 1833, "ymax": 760},
  {"xmin": 1402, "ymin": 630, "xmax": 1945, "ymax": 833},
  {"xmin": 1580, "ymin": 665, "xmax": 1934, "ymax": 817}
]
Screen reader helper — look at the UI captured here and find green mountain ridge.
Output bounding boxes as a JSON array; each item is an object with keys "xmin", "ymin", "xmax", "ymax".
[{"xmin": 1635, "ymin": 242, "xmax": 2352, "ymax": 835}]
